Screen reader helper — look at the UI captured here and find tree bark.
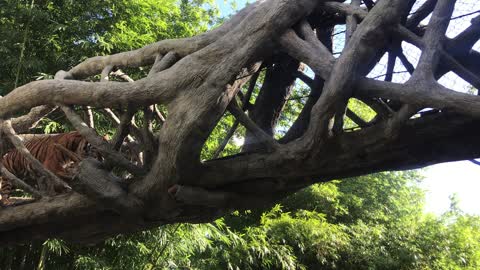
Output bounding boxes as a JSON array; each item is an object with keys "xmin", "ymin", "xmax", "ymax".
[
  {"xmin": 243, "ymin": 53, "xmax": 299, "ymax": 151},
  {"xmin": 0, "ymin": 0, "xmax": 479, "ymax": 245}
]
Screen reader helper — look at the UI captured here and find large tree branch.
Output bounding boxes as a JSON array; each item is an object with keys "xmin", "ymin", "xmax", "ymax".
[
  {"xmin": 0, "ymin": 78, "xmax": 179, "ymax": 119},
  {"xmin": 411, "ymin": 0, "xmax": 457, "ymax": 80},
  {"xmin": 201, "ymin": 112, "xmax": 480, "ymax": 188},
  {"xmin": 296, "ymin": 0, "xmax": 410, "ymax": 148},
  {"xmin": 66, "ymin": 2, "xmax": 262, "ymax": 79},
  {"xmin": 243, "ymin": 54, "xmax": 298, "ymax": 151},
  {"xmin": 1, "ymin": 0, "xmax": 480, "ymax": 246},
  {"xmin": 355, "ymin": 78, "xmax": 480, "ymax": 117}
]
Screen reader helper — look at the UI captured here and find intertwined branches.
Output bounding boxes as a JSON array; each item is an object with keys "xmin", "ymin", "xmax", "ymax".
[{"xmin": 0, "ymin": 0, "xmax": 479, "ymax": 245}]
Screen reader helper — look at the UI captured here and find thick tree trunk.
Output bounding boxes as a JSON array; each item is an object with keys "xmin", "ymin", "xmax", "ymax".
[
  {"xmin": 0, "ymin": 0, "xmax": 479, "ymax": 245},
  {"xmin": 243, "ymin": 53, "xmax": 299, "ymax": 151}
]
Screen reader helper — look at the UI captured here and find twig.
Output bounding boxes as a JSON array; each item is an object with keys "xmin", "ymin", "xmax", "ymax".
[
  {"xmin": 292, "ymin": 70, "xmax": 314, "ymax": 88},
  {"xmin": 102, "ymin": 108, "xmax": 141, "ymax": 142},
  {"xmin": 212, "ymin": 121, "xmax": 239, "ymax": 159},
  {"xmin": 101, "ymin": 65, "xmax": 114, "ymax": 82},
  {"xmin": 470, "ymin": 159, "xmax": 480, "ymax": 166},
  {"xmin": 440, "ymin": 50, "xmax": 480, "ymax": 90},
  {"xmin": 385, "ymin": 50, "xmax": 397, "ymax": 82},
  {"xmin": 111, "ymin": 69, "xmax": 135, "ymax": 82},
  {"xmin": 331, "ymin": 30, "xmax": 346, "ymax": 37},
  {"xmin": 406, "ymin": 0, "xmax": 438, "ymax": 29},
  {"xmin": 332, "ymin": 108, "xmax": 346, "ymax": 135},
  {"xmin": 112, "ymin": 109, "xmax": 136, "ymax": 151},
  {"xmin": 154, "ymin": 105, "xmax": 166, "ymax": 124},
  {"xmin": 0, "ymin": 164, "xmax": 42, "ymax": 199},
  {"xmin": 345, "ymin": 0, "xmax": 361, "ymax": 45},
  {"xmin": 103, "ymin": 108, "xmax": 121, "ymax": 123},
  {"xmin": 228, "ymin": 99, "xmax": 278, "ymax": 151},
  {"xmin": 397, "ymin": 51, "xmax": 415, "ymax": 74},
  {"xmin": 451, "ymin": 10, "xmax": 480, "ymax": 21},
  {"xmin": 346, "ymin": 108, "xmax": 368, "ymax": 127},
  {"xmin": 61, "ymin": 105, "xmax": 145, "ymax": 176},
  {"xmin": 358, "ymin": 97, "xmax": 393, "ymax": 120},
  {"xmin": 85, "ymin": 106, "xmax": 95, "ymax": 128},
  {"xmin": 372, "ymin": 70, "xmax": 409, "ymax": 80},
  {"xmin": 212, "ymin": 66, "xmax": 262, "ymax": 158},
  {"xmin": 141, "ymin": 106, "xmax": 157, "ymax": 168},
  {"xmin": 148, "ymin": 51, "xmax": 179, "ymax": 76}
]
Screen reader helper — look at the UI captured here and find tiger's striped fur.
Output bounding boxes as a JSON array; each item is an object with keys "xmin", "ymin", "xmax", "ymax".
[{"xmin": 0, "ymin": 132, "xmax": 96, "ymax": 205}]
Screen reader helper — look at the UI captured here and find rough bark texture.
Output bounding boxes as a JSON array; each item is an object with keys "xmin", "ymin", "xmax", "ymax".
[{"xmin": 0, "ymin": 0, "xmax": 479, "ymax": 246}]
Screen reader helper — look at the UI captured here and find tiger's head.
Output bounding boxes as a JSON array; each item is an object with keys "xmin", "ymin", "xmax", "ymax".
[{"xmin": 56, "ymin": 132, "xmax": 104, "ymax": 162}]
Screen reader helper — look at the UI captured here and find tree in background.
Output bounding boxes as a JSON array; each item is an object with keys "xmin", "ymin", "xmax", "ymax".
[
  {"xmin": 0, "ymin": 0, "xmax": 217, "ymax": 93},
  {"xmin": 13, "ymin": 171, "xmax": 476, "ymax": 270},
  {"xmin": 0, "ymin": 0, "xmax": 479, "ymax": 252}
]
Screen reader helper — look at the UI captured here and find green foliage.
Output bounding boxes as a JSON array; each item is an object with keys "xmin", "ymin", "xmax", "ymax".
[
  {"xmin": 39, "ymin": 117, "xmax": 64, "ymax": 134},
  {"xmin": 282, "ymin": 181, "xmax": 348, "ymax": 219},
  {"xmin": 336, "ymin": 171, "xmax": 425, "ymax": 224},
  {"xmin": 0, "ymin": 0, "xmax": 217, "ymax": 94},
  {"xmin": 201, "ymin": 112, "xmax": 244, "ymax": 160},
  {"xmin": 275, "ymin": 80, "xmax": 311, "ymax": 138},
  {"xmin": 67, "ymin": 221, "xmax": 299, "ymax": 270},
  {"xmin": 17, "ymin": 171, "xmax": 473, "ymax": 270},
  {"xmin": 260, "ymin": 207, "xmax": 349, "ymax": 269},
  {"xmin": 103, "ymin": 0, "xmax": 217, "ymax": 51},
  {"xmin": 44, "ymin": 239, "xmax": 70, "ymax": 256},
  {"xmin": 344, "ymin": 98, "xmax": 377, "ymax": 129},
  {"xmin": 411, "ymin": 208, "xmax": 480, "ymax": 270}
]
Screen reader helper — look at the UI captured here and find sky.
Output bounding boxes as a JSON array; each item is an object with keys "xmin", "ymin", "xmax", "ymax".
[
  {"xmin": 215, "ymin": 0, "xmax": 247, "ymax": 17},
  {"xmin": 422, "ymin": 161, "xmax": 480, "ymax": 215},
  {"xmin": 214, "ymin": 0, "xmax": 480, "ymax": 215}
]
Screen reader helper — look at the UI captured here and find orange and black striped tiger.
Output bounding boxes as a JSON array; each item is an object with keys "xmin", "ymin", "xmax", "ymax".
[{"xmin": 0, "ymin": 132, "xmax": 98, "ymax": 205}]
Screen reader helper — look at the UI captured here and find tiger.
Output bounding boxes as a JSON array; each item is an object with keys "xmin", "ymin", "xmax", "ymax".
[{"xmin": 0, "ymin": 132, "xmax": 99, "ymax": 206}]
